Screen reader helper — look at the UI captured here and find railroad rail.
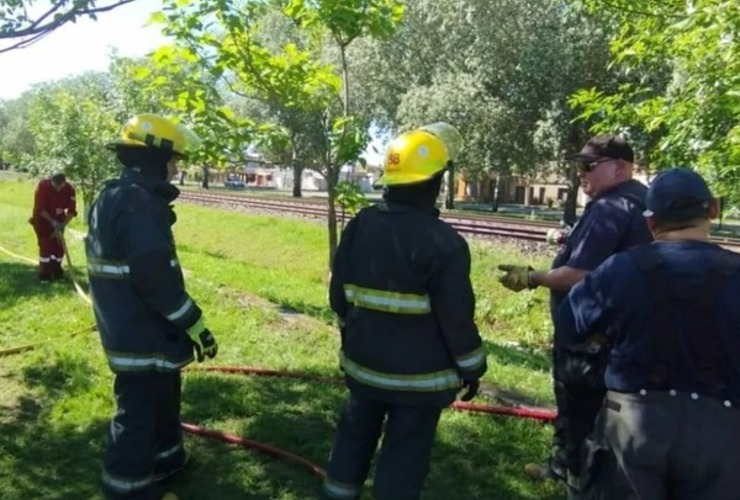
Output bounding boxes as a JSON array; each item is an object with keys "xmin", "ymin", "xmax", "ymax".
[
  {"xmin": 178, "ymin": 190, "xmax": 740, "ymax": 251},
  {"xmin": 179, "ymin": 191, "xmax": 547, "ymax": 242}
]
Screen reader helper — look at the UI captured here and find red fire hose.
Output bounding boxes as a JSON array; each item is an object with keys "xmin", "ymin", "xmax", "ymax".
[
  {"xmin": 180, "ymin": 366, "xmax": 556, "ymax": 480},
  {"xmin": 180, "ymin": 423, "xmax": 327, "ymax": 478},
  {"xmin": 1, "ymin": 241, "xmax": 558, "ymax": 479},
  {"xmin": 189, "ymin": 366, "xmax": 557, "ymax": 423}
]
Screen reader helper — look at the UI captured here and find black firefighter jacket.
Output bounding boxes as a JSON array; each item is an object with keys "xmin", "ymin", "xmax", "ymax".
[
  {"xmin": 330, "ymin": 201, "xmax": 487, "ymax": 407},
  {"xmin": 85, "ymin": 169, "xmax": 202, "ymax": 374}
]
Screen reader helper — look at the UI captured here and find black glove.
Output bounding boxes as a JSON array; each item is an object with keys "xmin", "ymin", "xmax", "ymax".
[
  {"xmin": 459, "ymin": 378, "xmax": 480, "ymax": 401},
  {"xmin": 189, "ymin": 328, "xmax": 218, "ymax": 362}
]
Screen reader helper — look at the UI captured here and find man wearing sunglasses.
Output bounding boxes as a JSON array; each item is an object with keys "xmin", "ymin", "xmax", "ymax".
[{"xmin": 497, "ymin": 134, "xmax": 653, "ymax": 497}]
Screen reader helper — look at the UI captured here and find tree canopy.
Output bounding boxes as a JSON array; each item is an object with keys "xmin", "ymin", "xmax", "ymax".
[
  {"xmin": 571, "ymin": 0, "xmax": 739, "ymax": 199},
  {"xmin": 1, "ymin": 0, "xmax": 738, "ymax": 213}
]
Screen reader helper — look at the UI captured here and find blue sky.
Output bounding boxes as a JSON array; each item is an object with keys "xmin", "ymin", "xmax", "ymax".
[{"xmin": 0, "ymin": 0, "xmax": 165, "ymax": 100}]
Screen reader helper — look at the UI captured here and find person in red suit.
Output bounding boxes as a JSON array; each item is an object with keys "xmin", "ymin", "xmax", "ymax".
[{"xmin": 29, "ymin": 173, "xmax": 77, "ymax": 282}]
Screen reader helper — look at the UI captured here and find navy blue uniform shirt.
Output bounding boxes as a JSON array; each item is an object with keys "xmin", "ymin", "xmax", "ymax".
[
  {"xmin": 559, "ymin": 240, "xmax": 740, "ymax": 402},
  {"xmin": 550, "ymin": 180, "xmax": 651, "ymax": 322}
]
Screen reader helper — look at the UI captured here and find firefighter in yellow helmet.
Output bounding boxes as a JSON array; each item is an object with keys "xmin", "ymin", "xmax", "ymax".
[
  {"xmin": 323, "ymin": 123, "xmax": 487, "ymax": 500},
  {"xmin": 87, "ymin": 114, "xmax": 215, "ymax": 500}
]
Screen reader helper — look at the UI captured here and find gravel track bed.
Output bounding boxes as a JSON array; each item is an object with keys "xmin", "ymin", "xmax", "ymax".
[{"xmin": 181, "ymin": 198, "xmax": 552, "ymax": 257}]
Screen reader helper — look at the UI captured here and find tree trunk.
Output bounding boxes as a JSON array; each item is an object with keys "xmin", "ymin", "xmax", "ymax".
[
  {"xmin": 490, "ymin": 175, "xmax": 500, "ymax": 212},
  {"xmin": 292, "ymin": 164, "xmax": 303, "ymax": 197},
  {"xmin": 201, "ymin": 165, "xmax": 209, "ymax": 189},
  {"xmin": 291, "ymin": 137, "xmax": 302, "ymax": 197},
  {"xmin": 445, "ymin": 166, "xmax": 455, "ymax": 210},
  {"xmin": 327, "ymin": 168, "xmax": 339, "ymax": 269},
  {"xmin": 563, "ymin": 163, "xmax": 579, "ymax": 225},
  {"xmin": 327, "ymin": 41, "xmax": 349, "ymax": 268}
]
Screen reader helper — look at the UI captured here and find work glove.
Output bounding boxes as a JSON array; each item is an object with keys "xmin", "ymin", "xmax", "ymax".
[
  {"xmin": 188, "ymin": 328, "xmax": 218, "ymax": 362},
  {"xmin": 497, "ymin": 264, "xmax": 534, "ymax": 292},
  {"xmin": 459, "ymin": 378, "xmax": 480, "ymax": 401}
]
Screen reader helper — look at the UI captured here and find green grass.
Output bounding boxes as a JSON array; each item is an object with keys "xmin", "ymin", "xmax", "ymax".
[{"xmin": 0, "ymin": 179, "xmax": 562, "ymax": 499}]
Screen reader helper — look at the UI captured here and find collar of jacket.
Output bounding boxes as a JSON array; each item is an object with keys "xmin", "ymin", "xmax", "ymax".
[
  {"xmin": 585, "ymin": 179, "xmax": 643, "ymax": 209},
  {"xmin": 378, "ymin": 201, "xmax": 440, "ymax": 218},
  {"xmin": 120, "ymin": 168, "xmax": 180, "ymax": 203}
]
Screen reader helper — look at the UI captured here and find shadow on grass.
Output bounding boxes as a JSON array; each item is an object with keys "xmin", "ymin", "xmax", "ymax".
[
  {"xmin": 178, "ymin": 373, "xmax": 343, "ymax": 499},
  {"xmin": 0, "ymin": 261, "xmax": 74, "ymax": 309},
  {"xmin": 485, "ymin": 340, "xmax": 552, "ymax": 373},
  {"xmin": 0, "ymin": 353, "xmax": 108, "ymax": 500},
  {"xmin": 179, "ymin": 373, "xmax": 561, "ymax": 500},
  {"xmin": 0, "ymin": 356, "xmax": 560, "ymax": 500},
  {"xmin": 429, "ymin": 415, "xmax": 563, "ymax": 500},
  {"xmin": 0, "ymin": 408, "xmax": 107, "ymax": 500},
  {"xmin": 264, "ymin": 296, "xmax": 334, "ymax": 324}
]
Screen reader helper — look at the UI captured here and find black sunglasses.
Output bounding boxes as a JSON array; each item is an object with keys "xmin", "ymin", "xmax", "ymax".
[{"xmin": 579, "ymin": 157, "xmax": 615, "ymax": 173}]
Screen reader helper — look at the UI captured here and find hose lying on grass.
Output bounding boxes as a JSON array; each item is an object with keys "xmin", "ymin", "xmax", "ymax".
[
  {"xmin": 0, "ymin": 239, "xmax": 557, "ymax": 479},
  {"xmin": 180, "ymin": 366, "xmax": 556, "ymax": 480}
]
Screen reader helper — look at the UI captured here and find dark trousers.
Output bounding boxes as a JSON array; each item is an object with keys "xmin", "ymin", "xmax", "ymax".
[
  {"xmin": 551, "ymin": 349, "xmax": 605, "ymax": 479},
  {"xmin": 102, "ymin": 372, "xmax": 186, "ymax": 500},
  {"xmin": 323, "ymin": 391, "xmax": 443, "ymax": 500},
  {"xmin": 33, "ymin": 226, "xmax": 64, "ymax": 280},
  {"xmin": 579, "ymin": 402, "xmax": 637, "ymax": 500},
  {"xmin": 602, "ymin": 390, "xmax": 740, "ymax": 500},
  {"xmin": 559, "ymin": 383, "xmax": 605, "ymax": 476}
]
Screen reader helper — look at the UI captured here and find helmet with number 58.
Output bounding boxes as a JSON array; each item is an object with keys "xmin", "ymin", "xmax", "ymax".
[{"xmin": 376, "ymin": 122, "xmax": 463, "ymax": 187}]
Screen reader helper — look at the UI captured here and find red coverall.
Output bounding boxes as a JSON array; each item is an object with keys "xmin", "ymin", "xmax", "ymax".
[{"xmin": 29, "ymin": 179, "xmax": 77, "ymax": 281}]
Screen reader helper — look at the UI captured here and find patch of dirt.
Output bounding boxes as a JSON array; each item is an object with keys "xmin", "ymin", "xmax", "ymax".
[
  {"xmin": 478, "ymin": 381, "xmax": 555, "ymax": 411},
  {"xmin": 220, "ymin": 286, "xmax": 327, "ymax": 326},
  {"xmin": 0, "ymin": 369, "xmax": 40, "ymax": 424}
]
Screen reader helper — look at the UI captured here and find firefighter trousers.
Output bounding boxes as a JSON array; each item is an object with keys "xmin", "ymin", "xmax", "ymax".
[
  {"xmin": 102, "ymin": 372, "xmax": 186, "ymax": 500},
  {"xmin": 33, "ymin": 226, "xmax": 64, "ymax": 281},
  {"xmin": 323, "ymin": 391, "xmax": 442, "ymax": 500}
]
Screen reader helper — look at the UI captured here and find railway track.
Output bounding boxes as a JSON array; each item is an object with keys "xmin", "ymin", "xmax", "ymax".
[
  {"xmin": 178, "ymin": 190, "xmax": 740, "ymax": 251},
  {"xmin": 179, "ymin": 191, "xmax": 547, "ymax": 242}
]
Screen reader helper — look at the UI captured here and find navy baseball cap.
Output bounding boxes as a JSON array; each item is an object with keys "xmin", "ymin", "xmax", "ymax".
[
  {"xmin": 643, "ymin": 168, "xmax": 712, "ymax": 218},
  {"xmin": 565, "ymin": 134, "xmax": 634, "ymax": 163}
]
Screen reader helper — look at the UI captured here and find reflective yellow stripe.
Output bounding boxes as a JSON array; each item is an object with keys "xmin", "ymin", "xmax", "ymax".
[
  {"xmin": 88, "ymin": 257, "xmax": 179, "ymax": 279},
  {"xmin": 105, "ymin": 351, "xmax": 191, "ymax": 372},
  {"xmin": 323, "ymin": 477, "xmax": 361, "ymax": 498},
  {"xmin": 167, "ymin": 297, "xmax": 194, "ymax": 321},
  {"xmin": 456, "ymin": 345, "xmax": 486, "ymax": 370},
  {"xmin": 186, "ymin": 317, "xmax": 205, "ymax": 337},
  {"xmin": 102, "ymin": 470, "xmax": 153, "ymax": 493},
  {"xmin": 155, "ymin": 443, "xmax": 183, "ymax": 460},
  {"xmin": 343, "ymin": 284, "xmax": 431, "ymax": 314},
  {"xmin": 88, "ymin": 262, "xmax": 130, "ymax": 277},
  {"xmin": 341, "ymin": 352, "xmax": 460, "ymax": 392}
]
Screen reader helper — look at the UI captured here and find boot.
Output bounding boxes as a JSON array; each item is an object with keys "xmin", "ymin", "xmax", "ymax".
[
  {"xmin": 524, "ymin": 461, "xmax": 566, "ymax": 482},
  {"xmin": 153, "ymin": 453, "xmax": 189, "ymax": 482}
]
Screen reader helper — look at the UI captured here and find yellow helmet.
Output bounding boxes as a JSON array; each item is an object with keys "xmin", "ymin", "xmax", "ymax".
[
  {"xmin": 377, "ymin": 122, "xmax": 463, "ymax": 187},
  {"xmin": 107, "ymin": 114, "xmax": 200, "ymax": 158}
]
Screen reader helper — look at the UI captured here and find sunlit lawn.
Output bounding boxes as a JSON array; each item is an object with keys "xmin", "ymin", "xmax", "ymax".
[{"xmin": 0, "ymin": 179, "xmax": 563, "ymax": 499}]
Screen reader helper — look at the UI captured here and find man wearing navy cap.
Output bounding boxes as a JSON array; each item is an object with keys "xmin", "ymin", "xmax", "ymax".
[
  {"xmin": 559, "ymin": 168, "xmax": 740, "ymax": 499},
  {"xmin": 497, "ymin": 134, "xmax": 653, "ymax": 492}
]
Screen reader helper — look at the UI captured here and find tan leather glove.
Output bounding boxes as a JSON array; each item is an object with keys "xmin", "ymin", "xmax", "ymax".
[{"xmin": 497, "ymin": 264, "xmax": 534, "ymax": 292}]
